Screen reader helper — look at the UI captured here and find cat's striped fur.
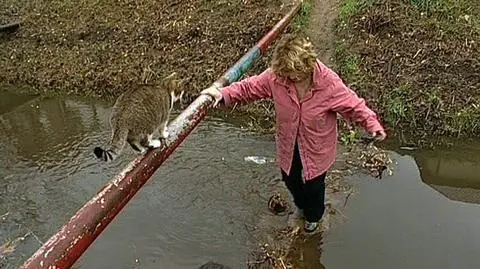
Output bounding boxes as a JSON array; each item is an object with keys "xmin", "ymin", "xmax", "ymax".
[{"xmin": 94, "ymin": 72, "xmax": 184, "ymax": 162}]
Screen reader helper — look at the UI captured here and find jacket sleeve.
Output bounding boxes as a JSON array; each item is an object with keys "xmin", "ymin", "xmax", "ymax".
[
  {"xmin": 221, "ymin": 69, "xmax": 273, "ymax": 106},
  {"xmin": 328, "ymin": 71, "xmax": 384, "ymax": 133}
]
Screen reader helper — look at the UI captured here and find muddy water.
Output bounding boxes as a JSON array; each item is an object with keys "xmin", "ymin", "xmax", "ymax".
[
  {"xmin": 2, "ymin": 90, "xmax": 480, "ymax": 269},
  {"xmin": 298, "ymin": 145, "xmax": 480, "ymax": 268},
  {"xmin": 0, "ymin": 91, "xmax": 282, "ymax": 269}
]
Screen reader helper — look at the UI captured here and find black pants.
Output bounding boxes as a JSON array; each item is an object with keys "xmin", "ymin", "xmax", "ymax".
[{"xmin": 281, "ymin": 144, "xmax": 326, "ymax": 223}]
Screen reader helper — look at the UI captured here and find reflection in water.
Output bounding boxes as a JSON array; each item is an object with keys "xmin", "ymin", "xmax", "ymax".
[
  {"xmin": 410, "ymin": 143, "xmax": 480, "ymax": 204},
  {"xmin": 322, "ymin": 152, "xmax": 480, "ymax": 269},
  {"xmin": 0, "ymin": 91, "xmax": 281, "ymax": 268},
  {"xmin": 286, "ymin": 233, "xmax": 325, "ymax": 269},
  {"xmin": 0, "ymin": 91, "xmax": 38, "ymax": 115}
]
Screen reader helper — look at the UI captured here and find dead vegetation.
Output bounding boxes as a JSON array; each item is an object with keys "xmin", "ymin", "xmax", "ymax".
[
  {"xmin": 0, "ymin": 0, "xmax": 290, "ymax": 100},
  {"xmin": 0, "ymin": 231, "xmax": 38, "ymax": 268},
  {"xmin": 334, "ymin": 0, "xmax": 480, "ymax": 140}
]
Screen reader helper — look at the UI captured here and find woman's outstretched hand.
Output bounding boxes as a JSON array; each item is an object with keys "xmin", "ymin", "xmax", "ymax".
[
  {"xmin": 371, "ymin": 130, "xmax": 387, "ymax": 142},
  {"xmin": 201, "ymin": 85, "xmax": 223, "ymax": 107}
]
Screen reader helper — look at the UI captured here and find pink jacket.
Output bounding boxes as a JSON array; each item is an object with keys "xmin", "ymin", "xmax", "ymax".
[{"xmin": 221, "ymin": 60, "xmax": 385, "ymax": 181}]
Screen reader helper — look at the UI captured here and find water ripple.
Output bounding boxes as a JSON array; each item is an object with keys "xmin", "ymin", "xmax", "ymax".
[{"xmin": 0, "ymin": 95, "xmax": 279, "ymax": 269}]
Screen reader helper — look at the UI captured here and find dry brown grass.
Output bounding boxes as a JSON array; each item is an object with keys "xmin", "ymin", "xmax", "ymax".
[
  {"xmin": 335, "ymin": 0, "xmax": 480, "ymax": 139},
  {"xmin": 0, "ymin": 0, "xmax": 288, "ymax": 100}
]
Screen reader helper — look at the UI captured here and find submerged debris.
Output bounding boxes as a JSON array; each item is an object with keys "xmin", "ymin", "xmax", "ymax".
[
  {"xmin": 0, "ymin": 241, "xmax": 15, "ymax": 260},
  {"xmin": 325, "ymin": 169, "xmax": 352, "ymax": 193},
  {"xmin": 245, "ymin": 156, "xmax": 276, "ymax": 165},
  {"xmin": 268, "ymin": 193, "xmax": 288, "ymax": 216},
  {"xmin": 0, "ymin": 232, "xmax": 29, "ymax": 261},
  {"xmin": 198, "ymin": 261, "xmax": 232, "ymax": 269},
  {"xmin": 248, "ymin": 243, "xmax": 292, "ymax": 269},
  {"xmin": 344, "ymin": 142, "xmax": 394, "ymax": 179},
  {"xmin": 359, "ymin": 145, "xmax": 394, "ymax": 179}
]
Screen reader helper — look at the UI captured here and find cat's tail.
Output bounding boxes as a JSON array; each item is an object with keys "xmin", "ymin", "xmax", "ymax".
[{"xmin": 94, "ymin": 127, "xmax": 128, "ymax": 162}]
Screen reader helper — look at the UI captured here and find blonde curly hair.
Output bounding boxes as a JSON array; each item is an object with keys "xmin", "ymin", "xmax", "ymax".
[{"xmin": 270, "ymin": 34, "xmax": 317, "ymax": 80}]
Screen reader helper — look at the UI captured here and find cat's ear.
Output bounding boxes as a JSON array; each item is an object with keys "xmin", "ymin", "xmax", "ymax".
[
  {"xmin": 172, "ymin": 90, "xmax": 184, "ymax": 102},
  {"xmin": 162, "ymin": 72, "xmax": 183, "ymax": 92}
]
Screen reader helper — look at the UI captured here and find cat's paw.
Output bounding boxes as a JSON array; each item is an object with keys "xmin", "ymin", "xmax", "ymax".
[
  {"xmin": 149, "ymin": 139, "xmax": 162, "ymax": 148},
  {"xmin": 159, "ymin": 137, "xmax": 168, "ymax": 148},
  {"xmin": 139, "ymin": 146, "xmax": 148, "ymax": 154},
  {"xmin": 161, "ymin": 129, "xmax": 170, "ymax": 138}
]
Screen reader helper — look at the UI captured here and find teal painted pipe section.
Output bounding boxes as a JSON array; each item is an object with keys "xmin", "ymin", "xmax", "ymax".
[{"xmin": 223, "ymin": 46, "xmax": 261, "ymax": 84}]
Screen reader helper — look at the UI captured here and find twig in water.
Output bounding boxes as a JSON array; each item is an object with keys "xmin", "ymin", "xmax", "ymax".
[
  {"xmin": 247, "ymin": 259, "xmax": 267, "ymax": 265},
  {"xmin": 131, "ymin": 244, "xmax": 140, "ymax": 269},
  {"xmin": 343, "ymin": 189, "xmax": 354, "ymax": 210},
  {"xmin": 24, "ymin": 227, "xmax": 44, "ymax": 246},
  {"xmin": 0, "ymin": 212, "xmax": 9, "ymax": 220}
]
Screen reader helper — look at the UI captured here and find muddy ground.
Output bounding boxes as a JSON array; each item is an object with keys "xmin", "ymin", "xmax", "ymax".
[
  {"xmin": 334, "ymin": 0, "xmax": 480, "ymax": 140},
  {"xmin": 0, "ymin": 0, "xmax": 293, "ymax": 99}
]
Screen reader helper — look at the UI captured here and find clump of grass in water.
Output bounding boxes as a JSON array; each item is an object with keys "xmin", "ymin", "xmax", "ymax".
[{"xmin": 340, "ymin": 129, "xmax": 361, "ymax": 146}]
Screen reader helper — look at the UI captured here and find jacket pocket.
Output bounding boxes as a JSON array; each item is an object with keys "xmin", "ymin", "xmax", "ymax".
[{"xmin": 314, "ymin": 113, "xmax": 326, "ymax": 131}]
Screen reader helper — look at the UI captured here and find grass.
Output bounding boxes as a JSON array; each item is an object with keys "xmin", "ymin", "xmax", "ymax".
[
  {"xmin": 383, "ymin": 86, "xmax": 414, "ymax": 127},
  {"xmin": 339, "ymin": 129, "xmax": 361, "ymax": 146},
  {"xmin": 292, "ymin": 0, "xmax": 315, "ymax": 33},
  {"xmin": 447, "ymin": 105, "xmax": 480, "ymax": 137},
  {"xmin": 339, "ymin": 0, "xmax": 359, "ymax": 24},
  {"xmin": 333, "ymin": 0, "xmax": 480, "ymax": 142},
  {"xmin": 410, "ymin": 0, "xmax": 439, "ymax": 12},
  {"xmin": 334, "ymin": 43, "xmax": 359, "ymax": 82},
  {"xmin": 0, "ymin": 0, "xmax": 286, "ymax": 100}
]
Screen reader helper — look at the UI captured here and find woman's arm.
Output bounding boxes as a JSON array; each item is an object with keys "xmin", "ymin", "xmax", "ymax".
[
  {"xmin": 327, "ymin": 71, "xmax": 385, "ymax": 135},
  {"xmin": 220, "ymin": 69, "xmax": 273, "ymax": 106}
]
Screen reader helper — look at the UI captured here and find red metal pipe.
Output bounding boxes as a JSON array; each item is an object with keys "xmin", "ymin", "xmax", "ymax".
[{"xmin": 20, "ymin": 1, "xmax": 302, "ymax": 268}]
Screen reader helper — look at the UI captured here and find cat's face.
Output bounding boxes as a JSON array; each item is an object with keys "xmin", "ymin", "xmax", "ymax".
[
  {"xmin": 170, "ymin": 88, "xmax": 188, "ymax": 109},
  {"xmin": 171, "ymin": 89, "xmax": 184, "ymax": 103},
  {"xmin": 163, "ymin": 72, "xmax": 187, "ymax": 108}
]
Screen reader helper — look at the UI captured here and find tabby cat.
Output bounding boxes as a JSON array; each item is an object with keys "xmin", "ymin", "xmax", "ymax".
[{"xmin": 94, "ymin": 72, "xmax": 184, "ymax": 162}]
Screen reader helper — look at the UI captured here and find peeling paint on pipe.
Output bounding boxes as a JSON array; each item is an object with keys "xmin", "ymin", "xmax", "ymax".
[{"xmin": 20, "ymin": 1, "xmax": 302, "ymax": 268}]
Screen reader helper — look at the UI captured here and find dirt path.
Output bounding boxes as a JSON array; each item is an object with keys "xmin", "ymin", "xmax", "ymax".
[{"xmin": 306, "ymin": 0, "xmax": 341, "ymax": 65}]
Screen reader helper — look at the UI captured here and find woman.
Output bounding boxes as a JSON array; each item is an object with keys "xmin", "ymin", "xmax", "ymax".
[{"xmin": 201, "ymin": 34, "xmax": 386, "ymax": 233}]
